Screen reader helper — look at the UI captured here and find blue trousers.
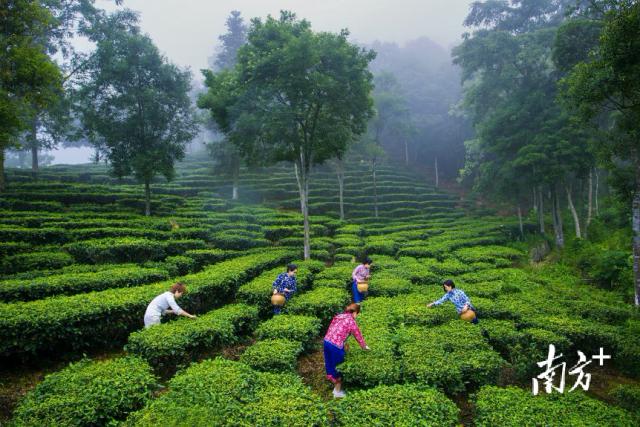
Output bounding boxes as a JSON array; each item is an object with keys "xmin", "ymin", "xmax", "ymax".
[
  {"xmin": 323, "ymin": 340, "xmax": 345, "ymax": 383},
  {"xmin": 352, "ymin": 279, "xmax": 365, "ymax": 303}
]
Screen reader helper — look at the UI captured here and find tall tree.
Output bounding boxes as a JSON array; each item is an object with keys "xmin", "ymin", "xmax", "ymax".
[
  {"xmin": 0, "ymin": 0, "xmax": 62, "ymax": 190},
  {"xmin": 200, "ymin": 11, "xmax": 375, "ymax": 259},
  {"xmin": 203, "ymin": 10, "xmax": 248, "ymax": 200},
  {"xmin": 561, "ymin": 0, "xmax": 640, "ymax": 305},
  {"xmin": 77, "ymin": 17, "xmax": 197, "ymax": 215},
  {"xmin": 454, "ymin": 0, "xmax": 596, "ymax": 248}
]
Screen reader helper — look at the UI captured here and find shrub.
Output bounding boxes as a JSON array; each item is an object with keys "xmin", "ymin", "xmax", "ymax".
[
  {"xmin": 287, "ymin": 288, "xmax": 350, "ymax": 324},
  {"xmin": 0, "ymin": 251, "xmax": 75, "ymax": 275},
  {"xmin": 332, "ymin": 384, "xmax": 459, "ymax": 426},
  {"xmin": 240, "ymin": 338, "xmax": 303, "ymax": 372},
  {"xmin": 0, "ymin": 250, "xmax": 294, "ymax": 359},
  {"xmin": 64, "ymin": 238, "xmax": 168, "ymax": 263},
  {"xmin": 12, "ymin": 357, "xmax": 156, "ymax": 427},
  {"xmin": 609, "ymin": 384, "xmax": 640, "ymax": 414},
  {"xmin": 367, "ymin": 274, "xmax": 412, "ymax": 297},
  {"xmin": 183, "ymin": 248, "xmax": 238, "ymax": 268},
  {"xmin": 398, "ymin": 323, "xmax": 506, "ymax": 394},
  {"xmin": 0, "ymin": 226, "xmax": 68, "ymax": 244},
  {"xmin": 0, "ymin": 266, "xmax": 169, "ymax": 302},
  {"xmin": 125, "ymin": 358, "xmax": 328, "ymax": 426},
  {"xmin": 126, "ymin": 304, "xmax": 258, "ymax": 372},
  {"xmin": 159, "ymin": 255, "xmax": 197, "ymax": 276},
  {"xmin": 473, "ymin": 385, "xmax": 637, "ymax": 427},
  {"xmin": 254, "ymin": 315, "xmax": 321, "ymax": 350}
]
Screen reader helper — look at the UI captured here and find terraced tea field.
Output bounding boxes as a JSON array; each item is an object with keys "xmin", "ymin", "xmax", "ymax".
[{"xmin": 1, "ymin": 157, "xmax": 638, "ymax": 426}]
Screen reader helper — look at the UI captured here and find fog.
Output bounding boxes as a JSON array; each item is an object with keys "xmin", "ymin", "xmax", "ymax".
[{"xmin": 50, "ymin": 0, "xmax": 475, "ymax": 164}]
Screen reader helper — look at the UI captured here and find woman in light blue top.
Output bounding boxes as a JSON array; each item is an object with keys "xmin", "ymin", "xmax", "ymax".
[
  {"xmin": 427, "ymin": 279, "xmax": 478, "ymax": 324},
  {"xmin": 144, "ymin": 282, "xmax": 196, "ymax": 328}
]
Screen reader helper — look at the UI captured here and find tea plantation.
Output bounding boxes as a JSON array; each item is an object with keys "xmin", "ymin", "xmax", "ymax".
[{"xmin": 1, "ymin": 157, "xmax": 639, "ymax": 426}]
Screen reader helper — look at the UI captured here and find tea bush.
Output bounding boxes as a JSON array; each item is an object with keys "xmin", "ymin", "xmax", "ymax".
[
  {"xmin": 0, "ymin": 266, "xmax": 169, "ymax": 302},
  {"xmin": 0, "ymin": 250, "xmax": 293, "ymax": 358},
  {"xmin": 126, "ymin": 303, "xmax": 258, "ymax": 372},
  {"xmin": 473, "ymin": 385, "xmax": 637, "ymax": 427},
  {"xmin": 125, "ymin": 358, "xmax": 328, "ymax": 426},
  {"xmin": 254, "ymin": 315, "xmax": 321, "ymax": 350},
  {"xmin": 609, "ymin": 384, "xmax": 640, "ymax": 414},
  {"xmin": 332, "ymin": 384, "xmax": 458, "ymax": 426},
  {"xmin": 398, "ymin": 323, "xmax": 506, "ymax": 393},
  {"xmin": 240, "ymin": 338, "xmax": 303, "ymax": 372},
  {"xmin": 12, "ymin": 357, "xmax": 156, "ymax": 426},
  {"xmin": 287, "ymin": 288, "xmax": 350, "ymax": 324}
]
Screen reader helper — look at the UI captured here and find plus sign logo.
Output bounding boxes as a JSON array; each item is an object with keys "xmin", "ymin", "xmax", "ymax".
[{"xmin": 533, "ymin": 346, "xmax": 612, "ymax": 395}]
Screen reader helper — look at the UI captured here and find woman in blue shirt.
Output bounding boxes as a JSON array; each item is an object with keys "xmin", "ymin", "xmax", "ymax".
[
  {"xmin": 427, "ymin": 279, "xmax": 478, "ymax": 324},
  {"xmin": 272, "ymin": 263, "xmax": 298, "ymax": 314}
]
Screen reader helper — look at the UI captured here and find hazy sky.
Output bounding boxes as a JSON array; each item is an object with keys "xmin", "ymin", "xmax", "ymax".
[
  {"xmin": 53, "ymin": 0, "xmax": 475, "ymax": 164},
  {"xmin": 99, "ymin": 0, "xmax": 475, "ymax": 74}
]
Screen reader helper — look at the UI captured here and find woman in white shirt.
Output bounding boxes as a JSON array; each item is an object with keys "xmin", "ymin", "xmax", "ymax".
[{"xmin": 144, "ymin": 282, "xmax": 196, "ymax": 328}]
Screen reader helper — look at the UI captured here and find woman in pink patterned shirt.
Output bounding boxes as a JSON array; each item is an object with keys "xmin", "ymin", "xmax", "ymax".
[{"xmin": 323, "ymin": 303, "xmax": 370, "ymax": 398}]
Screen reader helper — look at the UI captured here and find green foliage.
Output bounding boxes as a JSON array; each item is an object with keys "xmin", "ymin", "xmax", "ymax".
[
  {"xmin": 473, "ymin": 385, "xmax": 637, "ymax": 427},
  {"xmin": 126, "ymin": 304, "xmax": 258, "ymax": 372},
  {"xmin": 332, "ymin": 384, "xmax": 458, "ymax": 427},
  {"xmin": 287, "ymin": 288, "xmax": 350, "ymax": 324},
  {"xmin": 254, "ymin": 315, "xmax": 321, "ymax": 350},
  {"xmin": 240, "ymin": 338, "xmax": 303, "ymax": 372},
  {"xmin": 125, "ymin": 358, "xmax": 328, "ymax": 426},
  {"xmin": 0, "ymin": 251, "xmax": 74, "ymax": 275},
  {"xmin": 0, "ymin": 265, "xmax": 168, "ymax": 302},
  {"xmin": 77, "ymin": 18, "xmax": 197, "ymax": 215},
  {"xmin": 0, "ymin": 250, "xmax": 293, "ymax": 358},
  {"xmin": 12, "ymin": 357, "xmax": 157, "ymax": 427},
  {"xmin": 398, "ymin": 322, "xmax": 506, "ymax": 393},
  {"xmin": 609, "ymin": 383, "xmax": 640, "ymax": 414},
  {"xmin": 64, "ymin": 237, "xmax": 206, "ymax": 263}
]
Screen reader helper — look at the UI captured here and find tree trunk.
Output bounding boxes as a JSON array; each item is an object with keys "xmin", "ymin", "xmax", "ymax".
[
  {"xmin": 31, "ymin": 145, "xmax": 39, "ymax": 175},
  {"xmin": 372, "ymin": 158, "xmax": 378, "ymax": 218},
  {"xmin": 533, "ymin": 187, "xmax": 538, "ymax": 214},
  {"xmin": 294, "ymin": 161, "xmax": 311, "ymax": 260},
  {"xmin": 595, "ymin": 169, "xmax": 600, "ymax": 217},
  {"xmin": 0, "ymin": 147, "xmax": 5, "ymax": 191},
  {"xmin": 336, "ymin": 158, "xmax": 345, "ymax": 221},
  {"xmin": 404, "ymin": 139, "xmax": 409, "ymax": 166},
  {"xmin": 538, "ymin": 186, "xmax": 545, "ymax": 234},
  {"xmin": 633, "ymin": 163, "xmax": 640, "ymax": 306},
  {"xmin": 566, "ymin": 184, "xmax": 581, "ymax": 239},
  {"xmin": 144, "ymin": 181, "xmax": 151, "ymax": 216},
  {"xmin": 232, "ymin": 165, "xmax": 239, "ymax": 200},
  {"xmin": 586, "ymin": 169, "xmax": 593, "ymax": 238},
  {"xmin": 551, "ymin": 187, "xmax": 564, "ymax": 248},
  {"xmin": 517, "ymin": 204, "xmax": 524, "ymax": 239},
  {"xmin": 434, "ymin": 156, "xmax": 439, "ymax": 188}
]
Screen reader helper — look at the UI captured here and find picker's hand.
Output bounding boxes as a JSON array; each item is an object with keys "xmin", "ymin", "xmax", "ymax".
[
  {"xmin": 364, "ymin": 345, "xmax": 371, "ymax": 351},
  {"xmin": 273, "ymin": 289, "xmax": 278, "ymax": 295},
  {"xmin": 344, "ymin": 343, "xmax": 350, "ymax": 351},
  {"xmin": 427, "ymin": 303, "xmax": 434, "ymax": 308},
  {"xmin": 165, "ymin": 309, "xmax": 174, "ymax": 315},
  {"xmin": 462, "ymin": 304, "xmax": 470, "ymax": 313},
  {"xmin": 284, "ymin": 288, "xmax": 291, "ymax": 293}
]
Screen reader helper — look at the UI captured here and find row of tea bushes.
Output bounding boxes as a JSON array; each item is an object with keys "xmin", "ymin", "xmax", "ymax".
[
  {"xmin": 124, "ymin": 358, "xmax": 329, "ymax": 426},
  {"xmin": 12, "ymin": 357, "xmax": 157, "ymax": 427},
  {"xmin": 0, "ymin": 265, "xmax": 170, "ymax": 302},
  {"xmin": 0, "ymin": 250, "xmax": 295, "ymax": 359},
  {"xmin": 473, "ymin": 386, "xmax": 638, "ymax": 426},
  {"xmin": 126, "ymin": 303, "xmax": 259, "ymax": 373}
]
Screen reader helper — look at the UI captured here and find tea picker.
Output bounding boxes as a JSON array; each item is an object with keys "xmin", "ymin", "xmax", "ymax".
[
  {"xmin": 427, "ymin": 279, "xmax": 479, "ymax": 324},
  {"xmin": 144, "ymin": 282, "xmax": 197, "ymax": 328},
  {"xmin": 323, "ymin": 303, "xmax": 370, "ymax": 398},
  {"xmin": 271, "ymin": 263, "xmax": 298, "ymax": 315},
  {"xmin": 351, "ymin": 257, "xmax": 372, "ymax": 305}
]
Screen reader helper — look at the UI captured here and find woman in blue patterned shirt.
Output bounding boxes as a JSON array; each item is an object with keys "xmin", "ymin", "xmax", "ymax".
[
  {"xmin": 272, "ymin": 263, "xmax": 298, "ymax": 314},
  {"xmin": 427, "ymin": 279, "xmax": 478, "ymax": 324}
]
